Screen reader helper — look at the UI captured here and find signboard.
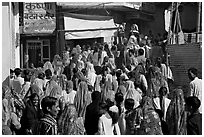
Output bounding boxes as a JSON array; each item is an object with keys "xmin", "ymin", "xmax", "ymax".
[{"xmin": 23, "ymin": 2, "xmax": 56, "ymax": 34}]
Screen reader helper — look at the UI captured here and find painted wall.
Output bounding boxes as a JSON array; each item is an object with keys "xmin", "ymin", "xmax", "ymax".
[{"xmin": 2, "ymin": 2, "xmax": 14, "ymax": 82}]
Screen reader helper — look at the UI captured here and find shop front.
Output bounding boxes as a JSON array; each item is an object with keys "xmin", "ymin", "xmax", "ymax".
[{"xmin": 21, "ymin": 2, "xmax": 56, "ymax": 68}]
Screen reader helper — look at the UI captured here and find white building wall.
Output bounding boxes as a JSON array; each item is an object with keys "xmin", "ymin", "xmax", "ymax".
[
  {"xmin": 2, "ymin": 2, "xmax": 19, "ymax": 82},
  {"xmin": 14, "ymin": 3, "xmax": 20, "ymax": 68}
]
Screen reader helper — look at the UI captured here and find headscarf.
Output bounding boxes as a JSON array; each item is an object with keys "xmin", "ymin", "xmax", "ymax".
[
  {"xmin": 101, "ymin": 81, "xmax": 115, "ymax": 103},
  {"xmin": 86, "ymin": 62, "xmax": 95, "ymax": 73},
  {"xmin": 56, "ymin": 74, "xmax": 67, "ymax": 90},
  {"xmin": 125, "ymin": 80, "xmax": 135, "ymax": 93},
  {"xmin": 133, "ymin": 64, "xmax": 145, "ymax": 75},
  {"xmin": 138, "ymin": 96, "xmax": 163, "ymax": 135},
  {"xmin": 49, "ymin": 84, "xmax": 63, "ymax": 100},
  {"xmin": 82, "ymin": 51, "xmax": 88, "ymax": 62},
  {"xmin": 76, "ymin": 45, "xmax": 82, "ymax": 54},
  {"xmin": 30, "ymin": 84, "xmax": 43, "ymax": 99},
  {"xmin": 43, "ymin": 61, "xmax": 54, "ymax": 74},
  {"xmin": 44, "ymin": 77, "xmax": 58, "ymax": 97},
  {"xmin": 71, "ymin": 48, "xmax": 77, "ymax": 55},
  {"xmin": 125, "ymin": 87, "xmax": 142, "ymax": 108},
  {"xmin": 147, "ymin": 66, "xmax": 169, "ymax": 97},
  {"xmin": 58, "ymin": 104, "xmax": 85, "ymax": 135},
  {"xmin": 86, "ymin": 62, "xmax": 96, "ymax": 87},
  {"xmin": 74, "ymin": 81, "xmax": 92, "ymax": 120},
  {"xmin": 52, "ymin": 55, "xmax": 63, "ymax": 75},
  {"xmin": 166, "ymin": 88, "xmax": 187, "ymax": 135}
]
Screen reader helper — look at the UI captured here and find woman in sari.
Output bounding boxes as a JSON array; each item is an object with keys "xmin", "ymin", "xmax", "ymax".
[
  {"xmin": 147, "ymin": 66, "xmax": 169, "ymax": 97},
  {"xmin": 52, "ymin": 54, "xmax": 63, "ymax": 75},
  {"xmin": 94, "ymin": 74, "xmax": 102, "ymax": 92},
  {"xmin": 74, "ymin": 81, "xmax": 92, "ymax": 120},
  {"xmin": 2, "ymin": 85, "xmax": 14, "ymax": 135},
  {"xmin": 58, "ymin": 104, "xmax": 85, "ymax": 135},
  {"xmin": 56, "ymin": 67, "xmax": 67, "ymax": 91},
  {"xmin": 166, "ymin": 88, "xmax": 187, "ymax": 135},
  {"xmin": 147, "ymin": 66, "xmax": 169, "ymax": 112},
  {"xmin": 133, "ymin": 64, "xmax": 148, "ymax": 95},
  {"xmin": 24, "ymin": 84, "xmax": 43, "ymax": 103},
  {"xmin": 117, "ymin": 74, "xmax": 128, "ymax": 97},
  {"xmin": 137, "ymin": 96, "xmax": 163, "ymax": 135},
  {"xmin": 44, "ymin": 75, "xmax": 58, "ymax": 96},
  {"xmin": 20, "ymin": 93, "xmax": 42, "ymax": 135},
  {"xmin": 86, "ymin": 62, "xmax": 97, "ymax": 88},
  {"xmin": 101, "ymin": 80, "xmax": 115, "ymax": 103},
  {"xmin": 124, "ymin": 80, "xmax": 142, "ymax": 109}
]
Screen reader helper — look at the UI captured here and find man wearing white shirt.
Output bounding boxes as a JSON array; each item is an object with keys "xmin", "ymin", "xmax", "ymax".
[{"xmin": 188, "ymin": 67, "xmax": 202, "ymax": 113}]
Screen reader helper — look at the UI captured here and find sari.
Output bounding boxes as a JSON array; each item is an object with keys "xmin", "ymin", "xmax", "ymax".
[
  {"xmin": 147, "ymin": 67, "xmax": 169, "ymax": 97},
  {"xmin": 74, "ymin": 81, "xmax": 92, "ymax": 120},
  {"xmin": 2, "ymin": 85, "xmax": 13, "ymax": 134},
  {"xmin": 166, "ymin": 88, "xmax": 187, "ymax": 135},
  {"xmin": 86, "ymin": 62, "xmax": 97, "ymax": 87},
  {"xmin": 137, "ymin": 96, "xmax": 163, "ymax": 135},
  {"xmin": 44, "ymin": 76, "xmax": 58, "ymax": 97},
  {"xmin": 125, "ymin": 81, "xmax": 142, "ymax": 108},
  {"xmin": 58, "ymin": 104, "xmax": 85, "ymax": 135},
  {"xmin": 101, "ymin": 80, "xmax": 115, "ymax": 103},
  {"xmin": 49, "ymin": 84, "xmax": 63, "ymax": 100},
  {"xmin": 29, "ymin": 84, "xmax": 43, "ymax": 100},
  {"xmin": 56, "ymin": 74, "xmax": 67, "ymax": 91},
  {"xmin": 94, "ymin": 75, "xmax": 102, "ymax": 92}
]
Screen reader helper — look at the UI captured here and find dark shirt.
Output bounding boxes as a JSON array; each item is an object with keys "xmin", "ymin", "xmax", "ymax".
[
  {"xmin": 187, "ymin": 112, "xmax": 202, "ymax": 135},
  {"xmin": 84, "ymin": 92, "xmax": 101, "ymax": 135},
  {"xmin": 63, "ymin": 65, "xmax": 72, "ymax": 80}
]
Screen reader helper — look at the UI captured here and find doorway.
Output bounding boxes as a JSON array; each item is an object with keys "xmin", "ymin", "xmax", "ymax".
[{"xmin": 26, "ymin": 39, "xmax": 50, "ymax": 68}]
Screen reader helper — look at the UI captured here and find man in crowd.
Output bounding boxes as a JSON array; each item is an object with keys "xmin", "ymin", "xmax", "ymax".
[
  {"xmin": 36, "ymin": 96, "xmax": 59, "ymax": 135},
  {"xmin": 185, "ymin": 96, "xmax": 202, "ymax": 135},
  {"xmin": 187, "ymin": 67, "xmax": 202, "ymax": 113}
]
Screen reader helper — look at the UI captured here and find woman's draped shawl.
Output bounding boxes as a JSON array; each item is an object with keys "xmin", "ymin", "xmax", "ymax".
[
  {"xmin": 74, "ymin": 81, "xmax": 92, "ymax": 120},
  {"xmin": 166, "ymin": 89, "xmax": 187, "ymax": 135},
  {"xmin": 58, "ymin": 104, "xmax": 85, "ymax": 135}
]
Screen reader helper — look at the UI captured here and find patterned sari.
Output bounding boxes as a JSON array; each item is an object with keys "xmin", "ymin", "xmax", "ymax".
[
  {"xmin": 74, "ymin": 81, "xmax": 92, "ymax": 120},
  {"xmin": 166, "ymin": 88, "xmax": 187, "ymax": 135},
  {"xmin": 58, "ymin": 104, "xmax": 85, "ymax": 135},
  {"xmin": 101, "ymin": 81, "xmax": 115, "ymax": 103},
  {"xmin": 138, "ymin": 96, "xmax": 163, "ymax": 135}
]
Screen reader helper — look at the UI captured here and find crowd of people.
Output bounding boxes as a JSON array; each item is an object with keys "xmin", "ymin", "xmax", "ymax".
[{"xmin": 2, "ymin": 26, "xmax": 202, "ymax": 135}]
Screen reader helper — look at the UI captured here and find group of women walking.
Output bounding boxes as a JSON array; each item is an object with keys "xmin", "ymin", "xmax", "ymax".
[{"xmin": 2, "ymin": 34, "xmax": 202, "ymax": 135}]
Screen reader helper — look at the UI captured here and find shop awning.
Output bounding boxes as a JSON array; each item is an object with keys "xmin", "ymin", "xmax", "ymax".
[
  {"xmin": 57, "ymin": 2, "xmax": 142, "ymax": 11},
  {"xmin": 64, "ymin": 13, "xmax": 117, "ymax": 40}
]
